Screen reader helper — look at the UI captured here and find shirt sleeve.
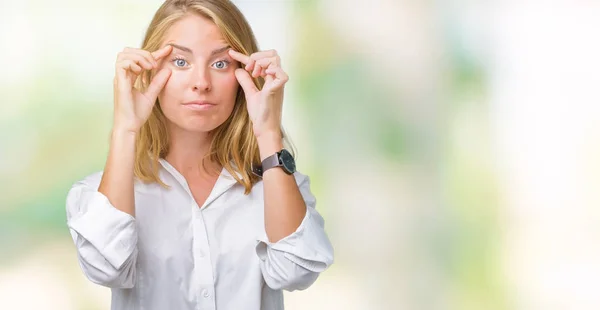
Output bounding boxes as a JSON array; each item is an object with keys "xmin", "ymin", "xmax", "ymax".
[
  {"xmin": 65, "ymin": 172, "xmax": 138, "ymax": 288},
  {"xmin": 255, "ymin": 173, "xmax": 334, "ymax": 291}
]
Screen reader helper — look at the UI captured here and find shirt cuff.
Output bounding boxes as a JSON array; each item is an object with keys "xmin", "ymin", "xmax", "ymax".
[
  {"xmin": 68, "ymin": 189, "xmax": 137, "ymax": 269},
  {"xmin": 255, "ymin": 207, "xmax": 334, "ymax": 272}
]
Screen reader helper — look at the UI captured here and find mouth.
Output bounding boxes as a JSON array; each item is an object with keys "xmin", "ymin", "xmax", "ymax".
[{"xmin": 182, "ymin": 100, "xmax": 216, "ymax": 111}]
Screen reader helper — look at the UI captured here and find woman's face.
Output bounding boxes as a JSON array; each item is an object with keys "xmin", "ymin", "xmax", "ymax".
[{"xmin": 157, "ymin": 14, "xmax": 240, "ymax": 133}]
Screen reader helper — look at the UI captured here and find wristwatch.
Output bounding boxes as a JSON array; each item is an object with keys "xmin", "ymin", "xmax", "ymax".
[{"xmin": 252, "ymin": 149, "xmax": 296, "ymax": 177}]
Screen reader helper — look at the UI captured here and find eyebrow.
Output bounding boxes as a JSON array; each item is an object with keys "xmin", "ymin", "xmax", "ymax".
[{"xmin": 167, "ymin": 43, "xmax": 231, "ymax": 57}]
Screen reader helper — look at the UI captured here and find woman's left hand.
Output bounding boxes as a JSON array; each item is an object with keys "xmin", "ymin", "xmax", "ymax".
[{"xmin": 228, "ymin": 49, "xmax": 289, "ymax": 139}]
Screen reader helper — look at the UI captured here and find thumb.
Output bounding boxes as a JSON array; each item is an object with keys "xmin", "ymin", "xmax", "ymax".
[
  {"xmin": 144, "ymin": 68, "xmax": 172, "ymax": 101},
  {"xmin": 235, "ymin": 68, "xmax": 258, "ymax": 96}
]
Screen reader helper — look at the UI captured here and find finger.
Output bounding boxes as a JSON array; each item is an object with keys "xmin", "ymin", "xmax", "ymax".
[
  {"xmin": 116, "ymin": 59, "xmax": 144, "ymax": 76},
  {"xmin": 124, "ymin": 48, "xmax": 158, "ymax": 67},
  {"xmin": 264, "ymin": 66, "xmax": 289, "ymax": 89},
  {"xmin": 255, "ymin": 57, "xmax": 280, "ymax": 71},
  {"xmin": 247, "ymin": 52, "xmax": 279, "ymax": 72},
  {"xmin": 115, "ymin": 60, "xmax": 139, "ymax": 89},
  {"xmin": 251, "ymin": 61, "xmax": 262, "ymax": 78},
  {"xmin": 250, "ymin": 50, "xmax": 277, "ymax": 61},
  {"xmin": 265, "ymin": 65, "xmax": 288, "ymax": 79},
  {"xmin": 257, "ymin": 56, "xmax": 281, "ymax": 70},
  {"xmin": 151, "ymin": 45, "xmax": 173, "ymax": 61},
  {"xmin": 234, "ymin": 68, "xmax": 259, "ymax": 96},
  {"xmin": 228, "ymin": 49, "xmax": 251, "ymax": 65},
  {"xmin": 258, "ymin": 66, "xmax": 266, "ymax": 78},
  {"xmin": 143, "ymin": 68, "xmax": 172, "ymax": 102},
  {"xmin": 118, "ymin": 53, "xmax": 154, "ymax": 70},
  {"xmin": 245, "ymin": 59, "xmax": 255, "ymax": 72},
  {"xmin": 127, "ymin": 62, "xmax": 143, "ymax": 75},
  {"xmin": 255, "ymin": 57, "xmax": 280, "ymax": 78},
  {"xmin": 264, "ymin": 64, "xmax": 275, "ymax": 84}
]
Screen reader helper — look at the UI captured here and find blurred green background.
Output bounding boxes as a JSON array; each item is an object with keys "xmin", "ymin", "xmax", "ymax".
[{"xmin": 1, "ymin": 0, "xmax": 600, "ymax": 309}]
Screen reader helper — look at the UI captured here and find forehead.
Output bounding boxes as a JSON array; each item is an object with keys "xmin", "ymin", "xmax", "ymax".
[{"xmin": 163, "ymin": 14, "xmax": 227, "ymax": 50}]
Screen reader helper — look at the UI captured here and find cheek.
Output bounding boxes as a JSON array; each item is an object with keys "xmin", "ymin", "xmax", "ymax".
[
  {"xmin": 158, "ymin": 71, "xmax": 187, "ymax": 106},
  {"xmin": 215, "ymin": 72, "xmax": 240, "ymax": 100},
  {"xmin": 164, "ymin": 71, "xmax": 187, "ymax": 93}
]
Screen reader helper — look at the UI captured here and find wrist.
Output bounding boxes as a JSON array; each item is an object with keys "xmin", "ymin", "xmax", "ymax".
[
  {"xmin": 107, "ymin": 127, "xmax": 137, "ymax": 163},
  {"xmin": 257, "ymin": 131, "xmax": 283, "ymax": 161},
  {"xmin": 111, "ymin": 127, "xmax": 138, "ymax": 143}
]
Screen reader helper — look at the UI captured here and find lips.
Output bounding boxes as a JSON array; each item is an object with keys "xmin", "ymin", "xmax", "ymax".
[
  {"xmin": 182, "ymin": 100, "xmax": 216, "ymax": 111},
  {"xmin": 183, "ymin": 100, "xmax": 215, "ymax": 106}
]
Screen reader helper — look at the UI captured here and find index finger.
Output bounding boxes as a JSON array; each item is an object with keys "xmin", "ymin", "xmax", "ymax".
[
  {"xmin": 228, "ymin": 49, "xmax": 251, "ymax": 65},
  {"xmin": 151, "ymin": 45, "xmax": 173, "ymax": 61}
]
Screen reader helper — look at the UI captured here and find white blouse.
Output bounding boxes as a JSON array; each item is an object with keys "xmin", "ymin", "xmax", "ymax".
[{"xmin": 65, "ymin": 158, "xmax": 334, "ymax": 310}]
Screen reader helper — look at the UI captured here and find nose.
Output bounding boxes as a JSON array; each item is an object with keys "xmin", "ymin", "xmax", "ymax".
[{"xmin": 191, "ymin": 67, "xmax": 211, "ymax": 92}]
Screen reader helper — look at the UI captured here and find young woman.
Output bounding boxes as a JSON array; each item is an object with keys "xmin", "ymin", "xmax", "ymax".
[{"xmin": 65, "ymin": 0, "xmax": 334, "ymax": 309}]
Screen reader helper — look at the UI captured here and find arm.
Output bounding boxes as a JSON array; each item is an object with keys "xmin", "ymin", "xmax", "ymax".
[
  {"xmin": 66, "ymin": 172, "xmax": 138, "ymax": 288},
  {"xmin": 258, "ymin": 133, "xmax": 306, "ymax": 243},
  {"xmin": 64, "ymin": 129, "xmax": 138, "ymax": 288},
  {"xmin": 99, "ymin": 44, "xmax": 172, "ymax": 216},
  {"xmin": 98, "ymin": 129, "xmax": 137, "ymax": 217},
  {"xmin": 257, "ymin": 132, "xmax": 333, "ymax": 292},
  {"xmin": 66, "ymin": 45, "xmax": 173, "ymax": 288},
  {"xmin": 229, "ymin": 48, "xmax": 334, "ymax": 291}
]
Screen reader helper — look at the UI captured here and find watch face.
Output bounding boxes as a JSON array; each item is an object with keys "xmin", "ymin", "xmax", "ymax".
[{"xmin": 279, "ymin": 149, "xmax": 296, "ymax": 174}]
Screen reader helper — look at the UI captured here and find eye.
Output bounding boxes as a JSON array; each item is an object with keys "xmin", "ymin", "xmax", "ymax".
[
  {"xmin": 212, "ymin": 60, "xmax": 230, "ymax": 69},
  {"xmin": 172, "ymin": 57, "xmax": 188, "ymax": 68}
]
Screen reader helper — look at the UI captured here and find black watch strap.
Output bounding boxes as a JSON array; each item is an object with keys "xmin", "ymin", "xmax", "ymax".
[
  {"xmin": 261, "ymin": 152, "xmax": 281, "ymax": 173},
  {"xmin": 252, "ymin": 149, "xmax": 296, "ymax": 177},
  {"xmin": 252, "ymin": 152, "xmax": 280, "ymax": 177}
]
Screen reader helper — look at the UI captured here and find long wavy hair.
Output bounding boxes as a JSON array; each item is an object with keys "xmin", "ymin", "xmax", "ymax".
[{"xmin": 132, "ymin": 0, "xmax": 293, "ymax": 194}]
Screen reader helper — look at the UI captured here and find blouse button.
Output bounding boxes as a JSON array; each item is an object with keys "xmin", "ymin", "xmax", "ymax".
[{"xmin": 202, "ymin": 289, "xmax": 210, "ymax": 298}]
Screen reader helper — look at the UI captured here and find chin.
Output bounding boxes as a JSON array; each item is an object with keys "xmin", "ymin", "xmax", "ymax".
[
  {"xmin": 177, "ymin": 120, "xmax": 220, "ymax": 133},
  {"xmin": 161, "ymin": 105, "xmax": 233, "ymax": 134},
  {"xmin": 173, "ymin": 116, "xmax": 228, "ymax": 134}
]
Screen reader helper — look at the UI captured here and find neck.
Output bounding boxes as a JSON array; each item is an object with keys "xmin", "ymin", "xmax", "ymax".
[{"xmin": 164, "ymin": 124, "xmax": 221, "ymax": 178}]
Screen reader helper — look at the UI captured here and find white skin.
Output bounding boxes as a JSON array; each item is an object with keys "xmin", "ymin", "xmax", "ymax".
[
  {"xmin": 157, "ymin": 14, "xmax": 240, "ymax": 178},
  {"xmin": 104, "ymin": 12, "xmax": 304, "ymax": 242},
  {"xmin": 155, "ymin": 14, "xmax": 291, "ymax": 178}
]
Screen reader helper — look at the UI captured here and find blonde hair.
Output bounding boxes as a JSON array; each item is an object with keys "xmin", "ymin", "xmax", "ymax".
[{"xmin": 133, "ymin": 0, "xmax": 293, "ymax": 194}]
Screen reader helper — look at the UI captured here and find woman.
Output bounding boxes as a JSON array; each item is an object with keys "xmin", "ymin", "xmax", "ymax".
[{"xmin": 65, "ymin": 0, "xmax": 334, "ymax": 309}]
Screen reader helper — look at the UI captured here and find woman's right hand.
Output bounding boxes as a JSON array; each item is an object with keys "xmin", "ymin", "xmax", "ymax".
[{"xmin": 113, "ymin": 45, "xmax": 173, "ymax": 134}]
